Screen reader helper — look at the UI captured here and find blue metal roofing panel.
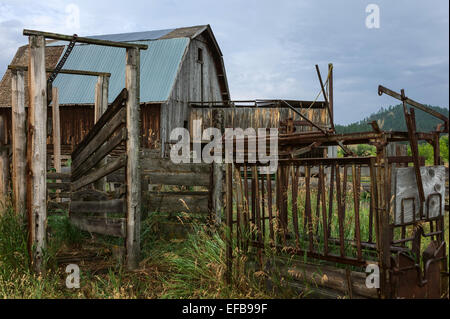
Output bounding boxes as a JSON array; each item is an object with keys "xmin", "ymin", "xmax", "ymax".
[
  {"xmin": 87, "ymin": 29, "xmax": 174, "ymax": 42},
  {"xmin": 47, "ymin": 29, "xmax": 175, "ymax": 47},
  {"xmin": 52, "ymin": 37, "xmax": 189, "ymax": 104}
]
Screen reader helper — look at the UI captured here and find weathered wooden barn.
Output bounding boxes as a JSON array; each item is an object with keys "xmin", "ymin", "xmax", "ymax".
[
  {"xmin": 0, "ymin": 24, "xmax": 333, "ymax": 160},
  {"xmin": 0, "ymin": 25, "xmax": 230, "ymax": 155}
]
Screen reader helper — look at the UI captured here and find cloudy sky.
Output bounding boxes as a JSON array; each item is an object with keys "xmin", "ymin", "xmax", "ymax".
[{"xmin": 0, "ymin": 0, "xmax": 448, "ymax": 124}]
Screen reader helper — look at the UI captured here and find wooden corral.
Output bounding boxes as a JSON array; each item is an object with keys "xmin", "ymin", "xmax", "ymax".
[{"xmin": 1, "ymin": 24, "xmax": 448, "ymax": 300}]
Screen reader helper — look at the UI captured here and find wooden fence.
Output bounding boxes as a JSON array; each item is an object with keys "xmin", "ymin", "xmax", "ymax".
[
  {"xmin": 68, "ymin": 88, "xmax": 128, "ymax": 238},
  {"xmin": 140, "ymin": 154, "xmax": 212, "ymax": 217}
]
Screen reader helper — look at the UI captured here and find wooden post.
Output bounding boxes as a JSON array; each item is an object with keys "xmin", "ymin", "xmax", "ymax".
[
  {"xmin": 52, "ymin": 87, "xmax": 61, "ymax": 174},
  {"xmin": 51, "ymin": 87, "xmax": 61, "ymax": 202},
  {"xmin": 125, "ymin": 47, "xmax": 141, "ymax": 270},
  {"xmin": 11, "ymin": 69, "xmax": 27, "ymax": 219},
  {"xmin": 0, "ymin": 114, "xmax": 9, "ymax": 207},
  {"xmin": 225, "ymin": 163, "xmax": 233, "ymax": 285},
  {"xmin": 375, "ymin": 137, "xmax": 392, "ymax": 298},
  {"xmin": 212, "ymin": 108, "xmax": 224, "ymax": 224},
  {"xmin": 27, "ymin": 35, "xmax": 47, "ymax": 273},
  {"xmin": 94, "ymin": 75, "xmax": 109, "ymax": 191},
  {"xmin": 328, "ymin": 63, "xmax": 333, "ymax": 125}
]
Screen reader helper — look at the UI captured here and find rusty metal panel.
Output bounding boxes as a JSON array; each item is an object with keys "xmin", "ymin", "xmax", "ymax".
[{"xmin": 392, "ymin": 166, "xmax": 446, "ymax": 225}]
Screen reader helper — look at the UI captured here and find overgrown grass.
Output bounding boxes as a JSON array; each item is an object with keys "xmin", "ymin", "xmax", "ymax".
[{"xmin": 0, "ymin": 203, "xmax": 291, "ymax": 299}]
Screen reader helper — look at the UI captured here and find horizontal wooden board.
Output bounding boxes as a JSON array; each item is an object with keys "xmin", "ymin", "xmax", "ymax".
[
  {"xmin": 48, "ymin": 201, "xmax": 69, "ymax": 211},
  {"xmin": 71, "ymin": 189, "xmax": 109, "ymax": 201},
  {"xmin": 47, "ymin": 192, "xmax": 71, "ymax": 199},
  {"xmin": 144, "ymin": 191, "xmax": 209, "ymax": 214},
  {"xmin": 69, "ymin": 199, "xmax": 125, "ymax": 214},
  {"xmin": 47, "ymin": 182, "xmax": 71, "ymax": 191},
  {"xmin": 140, "ymin": 157, "xmax": 211, "ymax": 174},
  {"xmin": 47, "ymin": 172, "xmax": 71, "ymax": 181},
  {"xmin": 69, "ymin": 215, "xmax": 125, "ymax": 237},
  {"xmin": 142, "ymin": 171, "xmax": 210, "ymax": 187},
  {"xmin": 140, "ymin": 157, "xmax": 211, "ymax": 187},
  {"xmin": 106, "ymin": 171, "xmax": 125, "ymax": 183}
]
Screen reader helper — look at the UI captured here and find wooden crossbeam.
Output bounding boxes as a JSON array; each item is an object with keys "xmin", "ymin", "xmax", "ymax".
[
  {"xmin": 8, "ymin": 65, "xmax": 111, "ymax": 77},
  {"xmin": 23, "ymin": 29, "xmax": 148, "ymax": 50}
]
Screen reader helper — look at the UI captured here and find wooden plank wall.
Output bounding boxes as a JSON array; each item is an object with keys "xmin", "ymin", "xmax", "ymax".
[
  {"xmin": 1, "ymin": 103, "xmax": 160, "ymax": 153},
  {"xmin": 190, "ymin": 107, "xmax": 329, "ymax": 133},
  {"xmin": 140, "ymin": 151, "xmax": 211, "ymax": 217}
]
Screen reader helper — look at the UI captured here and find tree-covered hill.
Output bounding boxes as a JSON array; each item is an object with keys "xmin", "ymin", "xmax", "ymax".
[{"xmin": 335, "ymin": 104, "xmax": 449, "ymax": 134}]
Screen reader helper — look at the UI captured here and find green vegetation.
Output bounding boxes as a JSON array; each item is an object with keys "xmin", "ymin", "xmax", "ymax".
[
  {"xmin": 337, "ymin": 135, "xmax": 448, "ymax": 164},
  {"xmin": 335, "ymin": 104, "xmax": 449, "ymax": 134},
  {"xmin": 0, "ymin": 205, "xmax": 282, "ymax": 299},
  {"xmin": 407, "ymin": 134, "xmax": 449, "ymax": 164}
]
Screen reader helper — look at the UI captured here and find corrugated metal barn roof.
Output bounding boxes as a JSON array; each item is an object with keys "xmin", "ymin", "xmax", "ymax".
[
  {"xmin": 88, "ymin": 29, "xmax": 175, "ymax": 42},
  {"xmin": 52, "ymin": 37, "xmax": 189, "ymax": 104}
]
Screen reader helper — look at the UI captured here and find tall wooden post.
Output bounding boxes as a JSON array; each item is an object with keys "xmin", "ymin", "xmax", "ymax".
[
  {"xmin": 94, "ymin": 75, "xmax": 109, "ymax": 191},
  {"xmin": 375, "ymin": 137, "xmax": 392, "ymax": 298},
  {"xmin": 225, "ymin": 163, "xmax": 233, "ymax": 285},
  {"xmin": 52, "ymin": 87, "xmax": 61, "ymax": 202},
  {"xmin": 0, "ymin": 114, "xmax": 9, "ymax": 206},
  {"xmin": 125, "ymin": 47, "xmax": 141, "ymax": 270},
  {"xmin": 328, "ymin": 63, "xmax": 333, "ymax": 124},
  {"xmin": 27, "ymin": 35, "xmax": 47, "ymax": 273},
  {"xmin": 212, "ymin": 109, "xmax": 224, "ymax": 224},
  {"xmin": 52, "ymin": 87, "xmax": 61, "ymax": 174},
  {"xmin": 11, "ymin": 69, "xmax": 27, "ymax": 219}
]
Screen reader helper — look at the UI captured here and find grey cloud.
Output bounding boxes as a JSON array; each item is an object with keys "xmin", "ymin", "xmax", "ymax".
[{"xmin": 0, "ymin": 0, "xmax": 447, "ymax": 124}]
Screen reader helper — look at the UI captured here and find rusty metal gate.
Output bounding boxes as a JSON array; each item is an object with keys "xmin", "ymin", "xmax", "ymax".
[{"xmin": 224, "ymin": 139, "xmax": 448, "ymax": 299}]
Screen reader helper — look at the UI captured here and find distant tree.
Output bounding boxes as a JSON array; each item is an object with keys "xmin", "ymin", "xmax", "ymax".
[
  {"xmin": 335, "ymin": 104, "xmax": 449, "ymax": 134},
  {"xmin": 439, "ymin": 135, "xmax": 448, "ymax": 163},
  {"xmin": 407, "ymin": 135, "xmax": 448, "ymax": 164}
]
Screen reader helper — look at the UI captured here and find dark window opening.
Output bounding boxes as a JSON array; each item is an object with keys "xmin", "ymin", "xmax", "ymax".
[{"xmin": 197, "ymin": 48, "xmax": 203, "ymax": 63}]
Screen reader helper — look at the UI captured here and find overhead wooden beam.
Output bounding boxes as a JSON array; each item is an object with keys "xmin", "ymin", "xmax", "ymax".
[
  {"xmin": 8, "ymin": 65, "xmax": 111, "ymax": 77},
  {"xmin": 23, "ymin": 29, "xmax": 148, "ymax": 50},
  {"xmin": 125, "ymin": 47, "xmax": 141, "ymax": 270},
  {"xmin": 11, "ymin": 68, "xmax": 26, "ymax": 220},
  {"xmin": 27, "ymin": 35, "xmax": 47, "ymax": 273}
]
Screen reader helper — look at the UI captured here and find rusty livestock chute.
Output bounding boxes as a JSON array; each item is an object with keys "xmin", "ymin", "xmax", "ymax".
[{"xmin": 223, "ymin": 86, "xmax": 449, "ymax": 299}]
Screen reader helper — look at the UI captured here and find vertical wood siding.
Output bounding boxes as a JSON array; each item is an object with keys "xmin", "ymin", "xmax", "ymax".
[{"xmin": 161, "ymin": 34, "xmax": 223, "ymax": 155}]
